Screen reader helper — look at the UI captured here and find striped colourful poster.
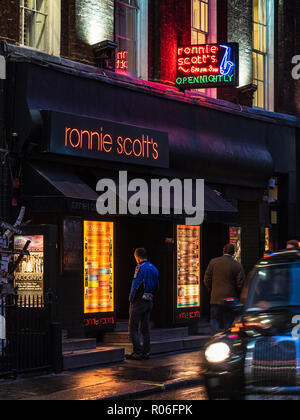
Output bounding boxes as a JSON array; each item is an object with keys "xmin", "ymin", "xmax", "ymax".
[
  {"xmin": 177, "ymin": 225, "xmax": 201, "ymax": 309},
  {"xmin": 84, "ymin": 221, "xmax": 114, "ymax": 314}
]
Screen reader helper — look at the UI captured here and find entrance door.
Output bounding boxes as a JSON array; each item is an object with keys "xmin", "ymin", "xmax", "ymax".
[{"xmin": 115, "ymin": 218, "xmax": 172, "ymax": 325}]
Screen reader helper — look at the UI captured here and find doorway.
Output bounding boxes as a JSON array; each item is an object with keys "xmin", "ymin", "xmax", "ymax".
[{"xmin": 115, "ymin": 218, "xmax": 173, "ymax": 326}]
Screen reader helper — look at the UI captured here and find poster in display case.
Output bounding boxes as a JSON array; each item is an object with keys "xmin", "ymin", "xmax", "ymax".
[
  {"xmin": 176, "ymin": 225, "xmax": 201, "ymax": 309},
  {"xmin": 14, "ymin": 235, "xmax": 44, "ymax": 299},
  {"xmin": 84, "ymin": 221, "xmax": 114, "ymax": 314},
  {"xmin": 229, "ymin": 226, "xmax": 242, "ymax": 263}
]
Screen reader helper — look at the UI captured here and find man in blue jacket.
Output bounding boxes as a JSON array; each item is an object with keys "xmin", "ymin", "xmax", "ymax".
[{"xmin": 127, "ymin": 248, "xmax": 159, "ymax": 360}]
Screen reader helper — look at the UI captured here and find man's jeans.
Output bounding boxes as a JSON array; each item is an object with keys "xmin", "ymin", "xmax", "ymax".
[
  {"xmin": 129, "ymin": 299, "xmax": 153, "ymax": 355},
  {"xmin": 210, "ymin": 304, "xmax": 235, "ymax": 335}
]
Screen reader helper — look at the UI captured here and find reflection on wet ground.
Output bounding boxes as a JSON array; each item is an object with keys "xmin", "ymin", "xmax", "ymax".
[
  {"xmin": 139, "ymin": 385, "xmax": 208, "ymax": 400},
  {"xmin": 0, "ymin": 351, "xmax": 205, "ymax": 400}
]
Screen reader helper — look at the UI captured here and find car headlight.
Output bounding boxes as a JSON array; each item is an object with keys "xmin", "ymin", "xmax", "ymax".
[{"xmin": 205, "ymin": 342, "xmax": 231, "ymax": 364}]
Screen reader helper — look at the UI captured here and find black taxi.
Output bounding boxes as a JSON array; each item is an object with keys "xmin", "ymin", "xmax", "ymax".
[{"xmin": 204, "ymin": 249, "xmax": 300, "ymax": 400}]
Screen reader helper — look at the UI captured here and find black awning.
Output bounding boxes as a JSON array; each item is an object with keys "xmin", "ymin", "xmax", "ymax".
[
  {"xmin": 91, "ymin": 171, "xmax": 238, "ymax": 224},
  {"xmin": 23, "ymin": 163, "xmax": 237, "ymax": 223},
  {"xmin": 22, "ymin": 163, "xmax": 99, "ymax": 212},
  {"xmin": 204, "ymin": 186, "xmax": 237, "ymax": 223}
]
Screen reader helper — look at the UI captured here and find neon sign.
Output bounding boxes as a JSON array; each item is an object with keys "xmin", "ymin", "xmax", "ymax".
[
  {"xmin": 116, "ymin": 50, "xmax": 128, "ymax": 71},
  {"xmin": 176, "ymin": 43, "xmax": 239, "ymax": 90},
  {"xmin": 44, "ymin": 111, "xmax": 169, "ymax": 168}
]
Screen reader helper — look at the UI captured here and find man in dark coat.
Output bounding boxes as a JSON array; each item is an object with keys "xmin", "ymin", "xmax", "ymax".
[{"xmin": 204, "ymin": 243, "xmax": 245, "ymax": 334}]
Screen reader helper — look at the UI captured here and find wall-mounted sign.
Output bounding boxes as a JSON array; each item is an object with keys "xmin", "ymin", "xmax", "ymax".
[
  {"xmin": 176, "ymin": 43, "xmax": 239, "ymax": 90},
  {"xmin": 44, "ymin": 111, "xmax": 169, "ymax": 168}
]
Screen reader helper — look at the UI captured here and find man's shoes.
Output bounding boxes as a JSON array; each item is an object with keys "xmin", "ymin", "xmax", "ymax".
[
  {"xmin": 126, "ymin": 353, "xmax": 143, "ymax": 360},
  {"xmin": 142, "ymin": 353, "xmax": 150, "ymax": 360}
]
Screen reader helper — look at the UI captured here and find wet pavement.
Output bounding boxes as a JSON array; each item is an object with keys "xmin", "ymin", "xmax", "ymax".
[
  {"xmin": 139, "ymin": 385, "xmax": 208, "ymax": 400},
  {"xmin": 0, "ymin": 351, "xmax": 205, "ymax": 400}
]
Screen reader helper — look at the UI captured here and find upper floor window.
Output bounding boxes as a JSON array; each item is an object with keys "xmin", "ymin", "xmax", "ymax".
[
  {"xmin": 115, "ymin": 0, "xmax": 138, "ymax": 74},
  {"xmin": 115, "ymin": 0, "xmax": 148, "ymax": 80},
  {"xmin": 20, "ymin": 0, "xmax": 61, "ymax": 55},
  {"xmin": 192, "ymin": 0, "xmax": 209, "ymax": 45},
  {"xmin": 191, "ymin": 0, "xmax": 217, "ymax": 97},
  {"xmin": 252, "ymin": 0, "xmax": 274, "ymax": 110}
]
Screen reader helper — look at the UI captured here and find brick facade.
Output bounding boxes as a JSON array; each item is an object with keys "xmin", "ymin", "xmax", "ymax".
[
  {"xmin": 0, "ymin": 0, "xmax": 298, "ymax": 115},
  {"xmin": 0, "ymin": 0, "xmax": 20, "ymax": 44}
]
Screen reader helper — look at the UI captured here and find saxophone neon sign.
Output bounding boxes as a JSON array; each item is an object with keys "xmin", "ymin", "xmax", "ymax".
[{"xmin": 176, "ymin": 43, "xmax": 239, "ymax": 90}]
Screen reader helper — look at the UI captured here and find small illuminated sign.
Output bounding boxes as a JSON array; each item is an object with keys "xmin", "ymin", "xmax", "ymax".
[
  {"xmin": 116, "ymin": 50, "xmax": 128, "ymax": 71},
  {"xmin": 176, "ymin": 43, "xmax": 239, "ymax": 90}
]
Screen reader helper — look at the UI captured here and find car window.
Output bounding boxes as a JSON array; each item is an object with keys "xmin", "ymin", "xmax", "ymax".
[{"xmin": 245, "ymin": 264, "xmax": 300, "ymax": 310}]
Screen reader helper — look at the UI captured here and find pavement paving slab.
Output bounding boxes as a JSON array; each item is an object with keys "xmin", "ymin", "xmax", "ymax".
[{"xmin": 0, "ymin": 351, "xmax": 205, "ymax": 401}]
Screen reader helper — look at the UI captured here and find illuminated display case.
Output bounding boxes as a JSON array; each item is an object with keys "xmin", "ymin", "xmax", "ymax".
[
  {"xmin": 175, "ymin": 225, "xmax": 201, "ymax": 323},
  {"xmin": 84, "ymin": 221, "xmax": 114, "ymax": 316},
  {"xmin": 229, "ymin": 226, "xmax": 242, "ymax": 263},
  {"xmin": 14, "ymin": 235, "xmax": 44, "ymax": 299},
  {"xmin": 13, "ymin": 225, "xmax": 57, "ymax": 302}
]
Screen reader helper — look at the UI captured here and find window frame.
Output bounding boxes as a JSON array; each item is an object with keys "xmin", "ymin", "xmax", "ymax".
[
  {"xmin": 20, "ymin": 0, "xmax": 61, "ymax": 56},
  {"xmin": 252, "ymin": 0, "xmax": 274, "ymax": 111},
  {"xmin": 115, "ymin": 0, "xmax": 148, "ymax": 80},
  {"xmin": 191, "ymin": 0, "xmax": 209, "ymax": 45}
]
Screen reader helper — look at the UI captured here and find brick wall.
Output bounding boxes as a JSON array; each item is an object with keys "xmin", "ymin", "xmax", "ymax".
[
  {"xmin": 149, "ymin": 0, "xmax": 190, "ymax": 85},
  {"xmin": 61, "ymin": 0, "xmax": 115, "ymax": 65},
  {"xmin": 227, "ymin": 0, "xmax": 253, "ymax": 88},
  {"xmin": 0, "ymin": 0, "xmax": 20, "ymax": 44}
]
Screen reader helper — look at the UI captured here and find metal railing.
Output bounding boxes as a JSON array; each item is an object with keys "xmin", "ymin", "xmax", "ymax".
[{"xmin": 0, "ymin": 292, "xmax": 62, "ymax": 377}]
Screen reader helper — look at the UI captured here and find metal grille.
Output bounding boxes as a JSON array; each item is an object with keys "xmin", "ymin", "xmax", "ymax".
[{"xmin": 251, "ymin": 339, "xmax": 297, "ymax": 386}]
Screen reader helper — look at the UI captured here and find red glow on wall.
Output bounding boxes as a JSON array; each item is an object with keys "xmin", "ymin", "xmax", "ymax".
[{"xmin": 159, "ymin": 0, "xmax": 191, "ymax": 85}]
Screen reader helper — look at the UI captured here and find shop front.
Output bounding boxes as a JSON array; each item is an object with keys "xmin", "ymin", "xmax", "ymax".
[{"xmin": 6, "ymin": 48, "xmax": 281, "ymax": 337}]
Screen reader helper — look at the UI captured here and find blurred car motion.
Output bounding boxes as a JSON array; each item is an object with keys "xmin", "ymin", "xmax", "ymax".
[{"xmin": 204, "ymin": 249, "xmax": 300, "ymax": 400}]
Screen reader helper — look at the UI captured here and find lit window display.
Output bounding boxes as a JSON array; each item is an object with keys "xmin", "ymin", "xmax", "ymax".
[
  {"xmin": 14, "ymin": 235, "xmax": 44, "ymax": 299},
  {"xmin": 84, "ymin": 221, "xmax": 114, "ymax": 314},
  {"xmin": 177, "ymin": 225, "xmax": 201, "ymax": 308},
  {"xmin": 229, "ymin": 226, "xmax": 242, "ymax": 263}
]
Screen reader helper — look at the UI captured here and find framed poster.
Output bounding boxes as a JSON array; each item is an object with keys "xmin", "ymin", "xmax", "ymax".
[{"xmin": 14, "ymin": 235, "xmax": 44, "ymax": 299}]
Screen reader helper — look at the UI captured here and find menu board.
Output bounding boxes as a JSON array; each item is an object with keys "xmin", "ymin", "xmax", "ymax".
[
  {"xmin": 14, "ymin": 235, "xmax": 44, "ymax": 299},
  {"xmin": 230, "ymin": 226, "xmax": 242, "ymax": 263},
  {"xmin": 177, "ymin": 225, "xmax": 200, "ymax": 309},
  {"xmin": 84, "ymin": 221, "xmax": 114, "ymax": 314}
]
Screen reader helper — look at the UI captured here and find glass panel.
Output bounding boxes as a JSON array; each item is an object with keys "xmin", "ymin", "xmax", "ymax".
[
  {"xmin": 177, "ymin": 225, "xmax": 201, "ymax": 309},
  {"xmin": 21, "ymin": 0, "xmax": 48, "ymax": 51},
  {"xmin": 116, "ymin": 3, "xmax": 136, "ymax": 40},
  {"xmin": 84, "ymin": 221, "xmax": 114, "ymax": 314},
  {"xmin": 115, "ymin": 1, "xmax": 137, "ymax": 75},
  {"xmin": 245, "ymin": 265, "xmax": 300, "ymax": 310},
  {"xmin": 253, "ymin": 52, "xmax": 258, "ymax": 79},
  {"xmin": 193, "ymin": 0, "xmax": 200, "ymax": 30},
  {"xmin": 117, "ymin": 38, "xmax": 136, "ymax": 74},
  {"xmin": 257, "ymin": 53, "xmax": 264, "ymax": 81}
]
